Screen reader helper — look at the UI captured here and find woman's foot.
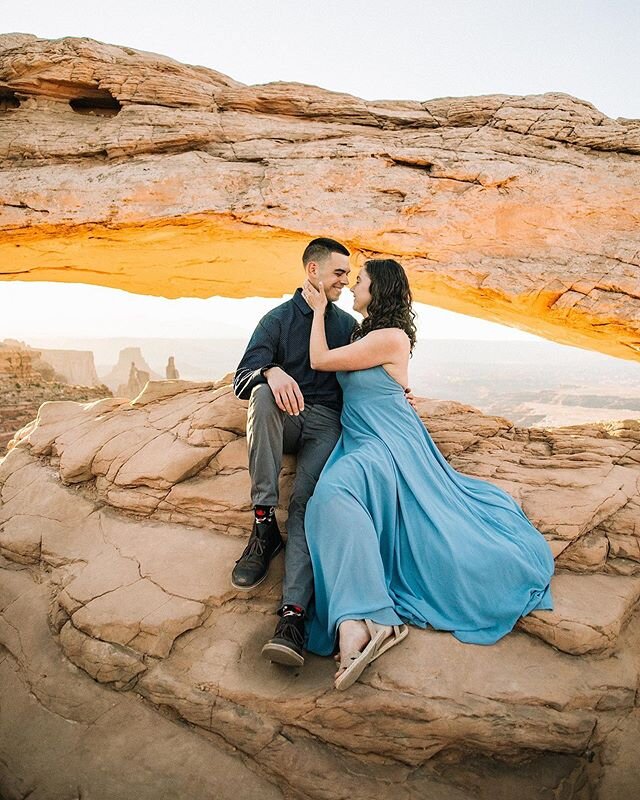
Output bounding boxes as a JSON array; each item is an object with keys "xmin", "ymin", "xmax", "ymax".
[{"xmin": 335, "ymin": 619, "xmax": 392, "ymax": 680}]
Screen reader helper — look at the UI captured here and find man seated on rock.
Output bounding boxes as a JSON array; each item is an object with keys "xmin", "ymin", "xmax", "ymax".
[{"xmin": 232, "ymin": 237, "xmax": 356, "ymax": 667}]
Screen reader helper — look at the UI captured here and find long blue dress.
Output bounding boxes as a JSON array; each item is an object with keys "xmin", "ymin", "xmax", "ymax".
[{"xmin": 304, "ymin": 365, "xmax": 554, "ymax": 656}]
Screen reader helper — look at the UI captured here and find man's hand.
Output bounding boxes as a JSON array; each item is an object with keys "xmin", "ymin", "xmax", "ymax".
[
  {"xmin": 405, "ymin": 387, "xmax": 417, "ymax": 410},
  {"xmin": 264, "ymin": 367, "xmax": 305, "ymax": 415}
]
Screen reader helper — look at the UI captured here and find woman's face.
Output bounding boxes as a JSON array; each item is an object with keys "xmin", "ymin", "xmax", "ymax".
[{"xmin": 351, "ymin": 267, "xmax": 372, "ymax": 315}]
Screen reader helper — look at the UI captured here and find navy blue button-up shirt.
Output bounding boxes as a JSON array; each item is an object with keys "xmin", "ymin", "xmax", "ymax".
[{"xmin": 233, "ymin": 288, "xmax": 357, "ymax": 411}]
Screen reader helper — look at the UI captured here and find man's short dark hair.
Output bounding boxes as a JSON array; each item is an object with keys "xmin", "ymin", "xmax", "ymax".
[{"xmin": 302, "ymin": 237, "xmax": 350, "ymax": 267}]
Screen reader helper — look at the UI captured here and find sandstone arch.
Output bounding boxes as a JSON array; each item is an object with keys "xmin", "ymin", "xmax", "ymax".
[{"xmin": 0, "ymin": 34, "xmax": 639, "ymax": 361}]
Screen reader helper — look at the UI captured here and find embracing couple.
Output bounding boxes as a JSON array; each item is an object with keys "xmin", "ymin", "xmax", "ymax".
[{"xmin": 232, "ymin": 238, "xmax": 555, "ymax": 691}]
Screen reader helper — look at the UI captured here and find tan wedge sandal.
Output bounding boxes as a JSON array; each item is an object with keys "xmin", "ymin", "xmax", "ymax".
[{"xmin": 334, "ymin": 620, "xmax": 408, "ymax": 691}]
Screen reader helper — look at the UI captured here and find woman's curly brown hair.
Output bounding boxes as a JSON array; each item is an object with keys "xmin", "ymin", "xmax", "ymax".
[{"xmin": 351, "ymin": 259, "xmax": 417, "ymax": 353}]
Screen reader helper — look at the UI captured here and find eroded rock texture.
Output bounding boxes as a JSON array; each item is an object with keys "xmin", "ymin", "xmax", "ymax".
[
  {"xmin": 1, "ymin": 378, "xmax": 639, "ymax": 797},
  {"xmin": 1, "ymin": 33, "xmax": 639, "ymax": 361}
]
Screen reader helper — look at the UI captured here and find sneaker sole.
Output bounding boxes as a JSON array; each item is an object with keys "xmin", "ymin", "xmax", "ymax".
[
  {"xmin": 230, "ymin": 570, "xmax": 269, "ymax": 591},
  {"xmin": 261, "ymin": 642, "xmax": 305, "ymax": 667},
  {"xmin": 230, "ymin": 543, "xmax": 284, "ymax": 591}
]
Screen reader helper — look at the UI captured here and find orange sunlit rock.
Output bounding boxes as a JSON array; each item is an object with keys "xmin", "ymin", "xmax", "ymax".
[{"xmin": 1, "ymin": 33, "xmax": 639, "ymax": 362}]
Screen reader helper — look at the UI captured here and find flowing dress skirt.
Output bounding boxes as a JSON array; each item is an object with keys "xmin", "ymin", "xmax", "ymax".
[{"xmin": 304, "ymin": 365, "xmax": 555, "ymax": 655}]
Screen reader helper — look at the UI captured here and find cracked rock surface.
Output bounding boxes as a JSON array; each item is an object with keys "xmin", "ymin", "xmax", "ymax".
[
  {"xmin": 1, "ymin": 377, "xmax": 640, "ymax": 797},
  {"xmin": 1, "ymin": 34, "xmax": 639, "ymax": 361}
]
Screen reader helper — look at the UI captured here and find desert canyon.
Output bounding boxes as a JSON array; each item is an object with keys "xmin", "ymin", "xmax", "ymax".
[{"xmin": 1, "ymin": 33, "xmax": 639, "ymax": 800}]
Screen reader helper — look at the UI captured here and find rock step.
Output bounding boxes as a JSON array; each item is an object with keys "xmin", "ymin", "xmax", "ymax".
[
  {"xmin": 135, "ymin": 603, "xmax": 640, "ymax": 767},
  {"xmin": 517, "ymin": 572, "xmax": 640, "ymax": 655},
  {"xmin": 1, "ymin": 562, "xmax": 599, "ymax": 800},
  {"xmin": 2, "ymin": 454, "xmax": 639, "ymax": 666},
  {"xmin": 46, "ymin": 508, "xmax": 640, "ymax": 666},
  {"xmin": 1, "ymin": 492, "xmax": 630, "ymax": 765},
  {"xmin": 0, "ymin": 564, "xmax": 286, "ymax": 800}
]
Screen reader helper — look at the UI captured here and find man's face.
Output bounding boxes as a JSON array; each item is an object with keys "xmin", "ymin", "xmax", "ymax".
[{"xmin": 308, "ymin": 252, "xmax": 351, "ymax": 303}]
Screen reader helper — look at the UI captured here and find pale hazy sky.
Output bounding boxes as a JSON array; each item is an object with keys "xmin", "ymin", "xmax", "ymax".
[
  {"xmin": 3, "ymin": 1, "xmax": 638, "ymax": 343},
  {"xmin": 1, "ymin": 282, "xmax": 541, "ymax": 342}
]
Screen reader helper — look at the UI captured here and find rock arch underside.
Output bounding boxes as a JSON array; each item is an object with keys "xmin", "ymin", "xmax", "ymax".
[{"xmin": 1, "ymin": 33, "xmax": 640, "ymax": 800}]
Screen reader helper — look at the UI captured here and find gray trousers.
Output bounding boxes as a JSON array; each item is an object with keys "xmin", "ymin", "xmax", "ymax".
[{"xmin": 247, "ymin": 383, "xmax": 341, "ymax": 613}]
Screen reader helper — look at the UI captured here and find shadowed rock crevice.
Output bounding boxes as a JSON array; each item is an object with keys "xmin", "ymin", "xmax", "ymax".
[
  {"xmin": 69, "ymin": 90, "xmax": 122, "ymax": 117},
  {"xmin": 0, "ymin": 87, "xmax": 20, "ymax": 110}
]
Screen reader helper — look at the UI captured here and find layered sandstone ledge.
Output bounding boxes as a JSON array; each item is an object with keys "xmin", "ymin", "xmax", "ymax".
[
  {"xmin": 1, "ymin": 33, "xmax": 639, "ymax": 361},
  {"xmin": 1, "ymin": 378, "xmax": 640, "ymax": 797}
]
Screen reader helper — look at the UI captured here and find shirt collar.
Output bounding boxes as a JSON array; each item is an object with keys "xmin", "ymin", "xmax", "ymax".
[{"xmin": 292, "ymin": 287, "xmax": 334, "ymax": 316}]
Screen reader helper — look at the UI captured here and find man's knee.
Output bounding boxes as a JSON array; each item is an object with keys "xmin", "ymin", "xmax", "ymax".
[{"xmin": 249, "ymin": 383, "xmax": 279, "ymax": 416}]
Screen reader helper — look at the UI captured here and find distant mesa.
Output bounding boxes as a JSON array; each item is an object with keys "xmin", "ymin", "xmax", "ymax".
[
  {"xmin": 1, "ymin": 337, "xmax": 101, "ymax": 386},
  {"xmin": 35, "ymin": 347, "xmax": 101, "ymax": 386},
  {"xmin": 0, "ymin": 338, "xmax": 112, "ymax": 453}
]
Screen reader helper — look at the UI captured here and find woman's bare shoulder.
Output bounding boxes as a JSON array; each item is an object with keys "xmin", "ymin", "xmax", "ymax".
[{"xmin": 366, "ymin": 328, "xmax": 411, "ymax": 347}]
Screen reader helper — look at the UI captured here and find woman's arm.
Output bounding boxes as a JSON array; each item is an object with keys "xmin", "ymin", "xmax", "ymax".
[
  {"xmin": 312, "ymin": 325, "xmax": 409, "ymax": 371},
  {"xmin": 304, "ymin": 279, "xmax": 409, "ymax": 371}
]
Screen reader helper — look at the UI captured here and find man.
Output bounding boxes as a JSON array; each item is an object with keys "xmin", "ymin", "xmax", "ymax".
[{"xmin": 232, "ymin": 237, "xmax": 356, "ymax": 667}]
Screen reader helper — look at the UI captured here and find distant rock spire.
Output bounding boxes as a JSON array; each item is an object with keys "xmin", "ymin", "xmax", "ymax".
[
  {"xmin": 116, "ymin": 360, "xmax": 150, "ymax": 399},
  {"xmin": 166, "ymin": 356, "xmax": 180, "ymax": 379}
]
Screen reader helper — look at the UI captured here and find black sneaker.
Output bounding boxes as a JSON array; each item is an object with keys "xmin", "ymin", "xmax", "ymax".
[
  {"xmin": 261, "ymin": 611, "xmax": 305, "ymax": 667},
  {"xmin": 231, "ymin": 516, "xmax": 283, "ymax": 590}
]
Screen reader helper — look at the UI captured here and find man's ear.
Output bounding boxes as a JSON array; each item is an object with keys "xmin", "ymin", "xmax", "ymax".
[{"xmin": 306, "ymin": 261, "xmax": 318, "ymax": 279}]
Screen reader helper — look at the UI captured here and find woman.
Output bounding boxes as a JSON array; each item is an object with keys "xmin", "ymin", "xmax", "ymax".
[{"xmin": 301, "ymin": 259, "xmax": 555, "ymax": 691}]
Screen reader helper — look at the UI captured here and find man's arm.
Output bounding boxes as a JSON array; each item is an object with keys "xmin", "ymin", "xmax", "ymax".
[
  {"xmin": 233, "ymin": 316, "xmax": 305, "ymax": 415},
  {"xmin": 233, "ymin": 318, "xmax": 280, "ymax": 400}
]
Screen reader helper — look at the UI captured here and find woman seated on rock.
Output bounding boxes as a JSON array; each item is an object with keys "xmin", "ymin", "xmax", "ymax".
[{"xmin": 301, "ymin": 258, "xmax": 555, "ymax": 690}]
